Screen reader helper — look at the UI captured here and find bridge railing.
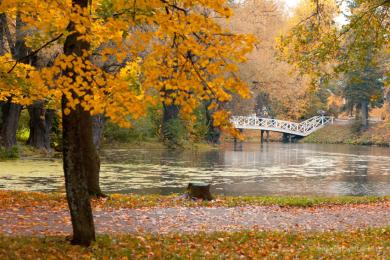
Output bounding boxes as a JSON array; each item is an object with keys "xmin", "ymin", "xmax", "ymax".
[{"xmin": 230, "ymin": 115, "xmax": 333, "ymax": 136}]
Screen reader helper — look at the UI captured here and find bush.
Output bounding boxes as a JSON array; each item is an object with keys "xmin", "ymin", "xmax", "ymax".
[
  {"xmin": 16, "ymin": 128, "xmax": 30, "ymax": 142},
  {"xmin": 103, "ymin": 106, "xmax": 161, "ymax": 143},
  {"xmin": 162, "ymin": 118, "xmax": 187, "ymax": 147},
  {"xmin": 0, "ymin": 146, "xmax": 19, "ymax": 160}
]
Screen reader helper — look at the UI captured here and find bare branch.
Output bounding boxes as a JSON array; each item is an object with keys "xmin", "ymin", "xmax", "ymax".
[
  {"xmin": 8, "ymin": 33, "xmax": 64, "ymax": 73},
  {"xmin": 160, "ymin": 0, "xmax": 188, "ymax": 15}
]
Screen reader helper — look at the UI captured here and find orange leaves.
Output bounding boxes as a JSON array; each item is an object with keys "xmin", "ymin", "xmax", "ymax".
[
  {"xmin": 0, "ymin": 54, "xmax": 46, "ymax": 106},
  {"xmin": 0, "ymin": 0, "xmax": 255, "ymax": 136}
]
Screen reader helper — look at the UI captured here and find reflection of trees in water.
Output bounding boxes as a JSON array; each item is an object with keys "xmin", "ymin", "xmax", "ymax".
[
  {"xmin": 343, "ymin": 159, "xmax": 370, "ymax": 196},
  {"xmin": 233, "ymin": 142, "xmax": 243, "ymax": 151},
  {"xmin": 226, "ymin": 142, "xmax": 302, "ymax": 168},
  {"xmin": 102, "ymin": 143, "xmax": 385, "ymax": 196}
]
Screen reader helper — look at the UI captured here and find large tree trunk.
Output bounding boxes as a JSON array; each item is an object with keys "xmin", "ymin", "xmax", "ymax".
[
  {"xmin": 62, "ymin": 100, "xmax": 96, "ymax": 246},
  {"xmin": 62, "ymin": 0, "xmax": 96, "ymax": 246},
  {"xmin": 361, "ymin": 100, "xmax": 369, "ymax": 130},
  {"xmin": 27, "ymin": 101, "xmax": 54, "ymax": 150},
  {"xmin": 0, "ymin": 101, "xmax": 21, "ymax": 148},
  {"xmin": 0, "ymin": 13, "xmax": 6, "ymax": 56},
  {"xmin": 0, "ymin": 12, "xmax": 27, "ymax": 149}
]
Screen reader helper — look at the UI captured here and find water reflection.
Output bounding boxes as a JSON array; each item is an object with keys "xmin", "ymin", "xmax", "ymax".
[{"xmin": 1, "ymin": 142, "xmax": 390, "ymax": 196}]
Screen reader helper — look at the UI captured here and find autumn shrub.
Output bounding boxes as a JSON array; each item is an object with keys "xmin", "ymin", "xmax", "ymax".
[{"xmin": 16, "ymin": 128, "xmax": 30, "ymax": 143}]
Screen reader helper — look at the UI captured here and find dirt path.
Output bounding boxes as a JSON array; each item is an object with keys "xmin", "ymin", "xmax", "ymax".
[{"xmin": 1, "ymin": 202, "xmax": 389, "ymax": 236}]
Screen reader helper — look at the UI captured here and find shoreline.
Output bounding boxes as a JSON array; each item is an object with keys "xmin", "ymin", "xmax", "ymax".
[
  {"xmin": 1, "ymin": 190, "xmax": 389, "ymax": 208},
  {"xmin": 301, "ymin": 122, "xmax": 390, "ymax": 147}
]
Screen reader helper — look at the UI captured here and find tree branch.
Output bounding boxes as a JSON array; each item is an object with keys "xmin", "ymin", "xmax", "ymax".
[
  {"xmin": 160, "ymin": 0, "xmax": 188, "ymax": 15},
  {"xmin": 8, "ymin": 33, "xmax": 64, "ymax": 73}
]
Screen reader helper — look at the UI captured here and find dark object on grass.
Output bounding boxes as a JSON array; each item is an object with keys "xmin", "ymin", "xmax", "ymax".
[{"xmin": 187, "ymin": 183, "xmax": 213, "ymax": 201}]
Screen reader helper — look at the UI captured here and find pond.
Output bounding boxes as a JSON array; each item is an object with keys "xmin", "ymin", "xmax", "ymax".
[{"xmin": 1, "ymin": 142, "xmax": 390, "ymax": 196}]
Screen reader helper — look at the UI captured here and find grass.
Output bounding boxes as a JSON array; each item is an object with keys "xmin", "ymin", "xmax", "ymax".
[
  {"xmin": 1, "ymin": 190, "xmax": 388, "ymax": 209},
  {"xmin": 303, "ymin": 122, "xmax": 390, "ymax": 146},
  {"xmin": 101, "ymin": 139, "xmax": 219, "ymax": 152},
  {"xmin": 1, "ymin": 228, "xmax": 389, "ymax": 258}
]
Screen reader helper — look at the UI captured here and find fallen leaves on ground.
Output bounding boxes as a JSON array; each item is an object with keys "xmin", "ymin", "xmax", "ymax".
[
  {"xmin": 1, "ymin": 229, "xmax": 390, "ymax": 259},
  {"xmin": 0, "ymin": 191, "xmax": 389, "ymax": 237}
]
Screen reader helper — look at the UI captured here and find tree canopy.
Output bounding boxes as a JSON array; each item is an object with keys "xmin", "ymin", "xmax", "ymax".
[{"xmin": 0, "ymin": 0, "xmax": 255, "ymax": 132}]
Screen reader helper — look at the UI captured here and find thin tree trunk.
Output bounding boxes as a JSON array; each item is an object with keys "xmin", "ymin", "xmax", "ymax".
[
  {"xmin": 27, "ymin": 101, "xmax": 54, "ymax": 150},
  {"xmin": 204, "ymin": 101, "xmax": 220, "ymax": 144},
  {"xmin": 92, "ymin": 114, "xmax": 105, "ymax": 150},
  {"xmin": 62, "ymin": 0, "xmax": 95, "ymax": 246},
  {"xmin": 361, "ymin": 101, "xmax": 369, "ymax": 130},
  {"xmin": 0, "ymin": 13, "xmax": 6, "ymax": 56},
  {"xmin": 87, "ymin": 114, "xmax": 106, "ymax": 197},
  {"xmin": 84, "ymin": 115, "xmax": 105, "ymax": 197}
]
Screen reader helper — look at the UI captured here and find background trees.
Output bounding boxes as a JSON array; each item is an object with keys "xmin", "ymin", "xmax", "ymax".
[{"xmin": 279, "ymin": 0, "xmax": 389, "ymax": 126}]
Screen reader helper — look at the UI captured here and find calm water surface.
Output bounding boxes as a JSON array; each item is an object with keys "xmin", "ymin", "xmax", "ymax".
[{"xmin": 1, "ymin": 142, "xmax": 390, "ymax": 196}]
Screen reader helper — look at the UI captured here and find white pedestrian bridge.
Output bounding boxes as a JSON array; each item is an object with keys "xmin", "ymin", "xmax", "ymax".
[{"xmin": 230, "ymin": 115, "xmax": 334, "ymax": 137}]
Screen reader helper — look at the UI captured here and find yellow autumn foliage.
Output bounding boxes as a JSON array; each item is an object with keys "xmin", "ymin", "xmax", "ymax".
[{"xmin": 0, "ymin": 0, "xmax": 254, "ymax": 130}]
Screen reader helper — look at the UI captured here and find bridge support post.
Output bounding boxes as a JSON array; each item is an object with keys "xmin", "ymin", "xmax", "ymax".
[
  {"xmin": 282, "ymin": 133, "xmax": 289, "ymax": 143},
  {"xmin": 260, "ymin": 130, "xmax": 264, "ymax": 143},
  {"xmin": 261, "ymin": 130, "xmax": 270, "ymax": 143}
]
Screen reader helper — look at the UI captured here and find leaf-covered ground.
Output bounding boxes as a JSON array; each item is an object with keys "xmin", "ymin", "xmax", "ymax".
[
  {"xmin": 1, "ymin": 191, "xmax": 389, "ymax": 258},
  {"xmin": 1, "ymin": 229, "xmax": 390, "ymax": 259},
  {"xmin": 1, "ymin": 191, "xmax": 389, "ymax": 236}
]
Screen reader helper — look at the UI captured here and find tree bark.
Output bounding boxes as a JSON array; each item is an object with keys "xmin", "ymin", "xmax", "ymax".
[
  {"xmin": 84, "ymin": 115, "xmax": 105, "ymax": 197},
  {"xmin": 361, "ymin": 100, "xmax": 369, "ymax": 130},
  {"xmin": 92, "ymin": 114, "xmax": 105, "ymax": 150},
  {"xmin": 0, "ymin": 13, "xmax": 6, "ymax": 56},
  {"xmin": 0, "ymin": 12, "xmax": 26, "ymax": 149},
  {"xmin": 0, "ymin": 101, "xmax": 21, "ymax": 148},
  {"xmin": 62, "ymin": 100, "xmax": 96, "ymax": 246},
  {"xmin": 62, "ymin": 0, "xmax": 96, "ymax": 246},
  {"xmin": 27, "ymin": 101, "xmax": 54, "ymax": 151}
]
